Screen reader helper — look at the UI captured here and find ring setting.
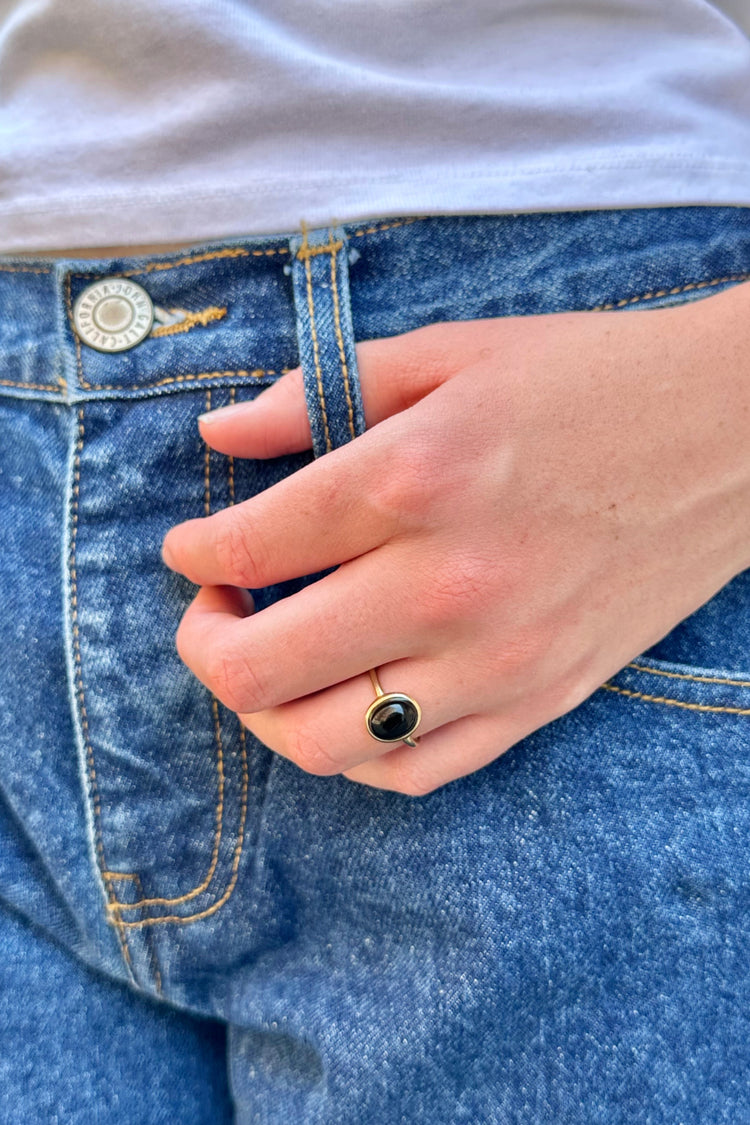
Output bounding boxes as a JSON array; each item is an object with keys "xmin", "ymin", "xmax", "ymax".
[{"xmin": 365, "ymin": 669, "xmax": 422, "ymax": 747}]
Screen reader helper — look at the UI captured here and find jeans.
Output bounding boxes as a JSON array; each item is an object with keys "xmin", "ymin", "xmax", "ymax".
[{"xmin": 1, "ymin": 208, "xmax": 749, "ymax": 1124}]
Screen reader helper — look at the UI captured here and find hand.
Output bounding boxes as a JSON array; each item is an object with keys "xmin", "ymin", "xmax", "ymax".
[{"xmin": 161, "ymin": 283, "xmax": 750, "ymax": 794}]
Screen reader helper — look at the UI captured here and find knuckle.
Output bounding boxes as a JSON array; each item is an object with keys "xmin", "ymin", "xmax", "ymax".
[
  {"xmin": 417, "ymin": 553, "xmax": 495, "ymax": 628},
  {"xmin": 214, "ymin": 515, "xmax": 267, "ymax": 586},
  {"xmin": 204, "ymin": 643, "xmax": 269, "ymax": 714},
  {"xmin": 287, "ymin": 725, "xmax": 341, "ymax": 776},
  {"xmin": 367, "ymin": 440, "xmax": 438, "ymax": 530},
  {"xmin": 388, "ymin": 753, "xmax": 444, "ymax": 797}
]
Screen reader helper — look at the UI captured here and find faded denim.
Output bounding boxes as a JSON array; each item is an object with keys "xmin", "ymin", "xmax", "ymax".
[{"xmin": 1, "ymin": 208, "xmax": 749, "ymax": 1123}]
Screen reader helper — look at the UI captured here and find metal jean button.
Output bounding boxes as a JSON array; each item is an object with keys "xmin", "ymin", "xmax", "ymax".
[{"xmin": 72, "ymin": 278, "xmax": 154, "ymax": 352}]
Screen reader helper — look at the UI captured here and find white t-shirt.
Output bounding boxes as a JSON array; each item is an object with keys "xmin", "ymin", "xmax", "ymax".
[{"xmin": 0, "ymin": 0, "xmax": 748, "ymax": 252}]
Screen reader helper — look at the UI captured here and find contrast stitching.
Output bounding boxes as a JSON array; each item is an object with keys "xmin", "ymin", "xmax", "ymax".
[
  {"xmin": 82, "ymin": 369, "xmax": 279, "ymax": 393},
  {"xmin": 117, "ymin": 722, "xmax": 249, "ymax": 928},
  {"xmin": 111, "ymin": 246, "xmax": 287, "ymax": 279},
  {"xmin": 296, "ymin": 236, "xmax": 344, "ymax": 260},
  {"xmin": 329, "ymin": 237, "xmax": 356, "ymax": 441},
  {"xmin": 105, "ymin": 388, "xmax": 225, "ymax": 912},
  {"xmin": 591, "ymin": 272, "xmax": 750, "ymax": 311},
  {"xmin": 69, "ymin": 405, "xmax": 138, "ymax": 984},
  {"xmin": 0, "ymin": 263, "xmax": 53, "ymax": 273},
  {"xmin": 600, "ymin": 682, "xmax": 750, "ymax": 715},
  {"xmin": 626, "ymin": 661, "xmax": 750, "ymax": 688},
  {"xmin": 150, "ymin": 305, "xmax": 227, "ymax": 338},
  {"xmin": 0, "ymin": 221, "xmax": 417, "ymax": 279},
  {"xmin": 66, "ymin": 271, "xmax": 281, "ymax": 392},
  {"xmin": 0, "ymin": 378, "xmax": 63, "ymax": 392},
  {"xmin": 351, "ymin": 217, "xmax": 425, "ymax": 238},
  {"xmin": 298, "ymin": 229, "xmax": 332, "ymax": 453},
  {"xmin": 106, "ymin": 873, "xmax": 163, "ymax": 994},
  {"xmin": 105, "ymin": 387, "xmax": 249, "ymax": 927},
  {"xmin": 106, "ymin": 696, "xmax": 227, "ymax": 913}
]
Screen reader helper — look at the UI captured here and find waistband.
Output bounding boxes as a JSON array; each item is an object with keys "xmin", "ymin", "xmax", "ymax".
[{"xmin": 2, "ymin": 208, "xmax": 750, "ymax": 404}]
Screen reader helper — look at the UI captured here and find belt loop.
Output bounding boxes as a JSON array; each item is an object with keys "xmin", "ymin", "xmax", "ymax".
[{"xmin": 288, "ymin": 224, "xmax": 367, "ymax": 459}]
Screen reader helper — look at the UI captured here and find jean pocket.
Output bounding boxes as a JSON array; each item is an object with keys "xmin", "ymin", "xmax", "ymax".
[{"xmin": 596, "ymin": 547, "xmax": 750, "ymax": 714}]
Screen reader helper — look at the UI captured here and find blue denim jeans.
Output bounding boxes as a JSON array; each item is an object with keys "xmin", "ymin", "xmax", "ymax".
[{"xmin": 1, "ymin": 208, "xmax": 749, "ymax": 1124}]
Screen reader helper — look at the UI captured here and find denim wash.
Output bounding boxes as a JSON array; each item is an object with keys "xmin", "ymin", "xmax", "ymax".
[{"xmin": 0, "ymin": 208, "xmax": 749, "ymax": 1123}]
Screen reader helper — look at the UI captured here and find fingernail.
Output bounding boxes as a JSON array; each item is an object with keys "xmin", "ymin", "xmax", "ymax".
[
  {"xmin": 161, "ymin": 537, "xmax": 176, "ymax": 567},
  {"xmin": 198, "ymin": 402, "xmax": 252, "ymax": 424}
]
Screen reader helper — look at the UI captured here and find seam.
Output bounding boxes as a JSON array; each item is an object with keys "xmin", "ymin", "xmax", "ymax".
[
  {"xmin": 299, "ymin": 228, "xmax": 332, "ymax": 454},
  {"xmin": 105, "ymin": 695, "xmax": 227, "ymax": 914},
  {"xmin": 0, "ymin": 371, "xmax": 278, "ymax": 395},
  {"xmin": 117, "ymin": 723, "xmax": 249, "ymax": 928},
  {"xmin": 105, "ymin": 873, "xmax": 163, "ymax": 995},
  {"xmin": 105, "ymin": 388, "xmax": 225, "ymax": 912},
  {"xmin": 151, "ymin": 305, "xmax": 227, "ymax": 338},
  {"xmin": 351, "ymin": 217, "xmax": 424, "ymax": 238},
  {"xmin": 296, "ymin": 236, "xmax": 344, "ymax": 261},
  {"xmin": 103, "ymin": 387, "xmax": 249, "ymax": 926},
  {"xmin": 0, "ymin": 263, "xmax": 53, "ymax": 273},
  {"xmin": 103, "ymin": 246, "xmax": 287, "ymax": 280},
  {"xmin": 66, "ymin": 270, "xmax": 283, "ymax": 393},
  {"xmin": 591, "ymin": 272, "xmax": 750, "ymax": 311},
  {"xmin": 626, "ymin": 661, "xmax": 750, "ymax": 688},
  {"xmin": 329, "ymin": 237, "xmax": 356, "ymax": 441},
  {"xmin": 600, "ymin": 682, "xmax": 750, "ymax": 715},
  {"xmin": 80, "ymin": 369, "xmax": 280, "ymax": 393},
  {"xmin": 69, "ymin": 405, "xmax": 138, "ymax": 982},
  {"xmin": 0, "ymin": 221, "xmax": 417, "ymax": 280},
  {"xmin": 0, "ymin": 378, "xmax": 64, "ymax": 392}
]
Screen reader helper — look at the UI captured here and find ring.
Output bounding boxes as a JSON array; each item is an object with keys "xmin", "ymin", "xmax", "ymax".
[{"xmin": 365, "ymin": 668, "xmax": 422, "ymax": 747}]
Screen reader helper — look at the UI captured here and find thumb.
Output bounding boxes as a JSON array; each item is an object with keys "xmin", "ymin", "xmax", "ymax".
[{"xmin": 196, "ymin": 332, "xmax": 444, "ymax": 458}]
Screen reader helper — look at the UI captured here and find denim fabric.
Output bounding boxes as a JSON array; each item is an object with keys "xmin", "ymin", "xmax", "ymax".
[{"xmin": 1, "ymin": 207, "xmax": 749, "ymax": 1123}]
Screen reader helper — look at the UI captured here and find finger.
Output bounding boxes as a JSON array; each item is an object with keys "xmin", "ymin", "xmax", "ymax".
[
  {"xmin": 195, "ymin": 327, "xmax": 465, "ymax": 458},
  {"xmin": 340, "ymin": 710, "xmax": 522, "ymax": 795},
  {"xmin": 162, "ymin": 416, "xmax": 414, "ymax": 588},
  {"xmin": 174, "ymin": 548, "xmax": 447, "ymax": 714},
  {"xmin": 238, "ymin": 655, "xmax": 468, "ymax": 776}
]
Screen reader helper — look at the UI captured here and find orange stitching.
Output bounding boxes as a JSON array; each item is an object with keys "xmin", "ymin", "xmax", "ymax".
[
  {"xmin": 0, "ymin": 262, "xmax": 53, "ymax": 273},
  {"xmin": 108, "ymin": 695, "xmax": 228, "ymax": 914},
  {"xmin": 626, "ymin": 661, "xmax": 750, "ymax": 688},
  {"xmin": 329, "ymin": 238, "xmax": 356, "ymax": 441},
  {"xmin": 104, "ymin": 391, "xmax": 249, "ymax": 925},
  {"xmin": 300, "ymin": 230, "xmax": 332, "ymax": 453},
  {"xmin": 113, "ymin": 408, "xmax": 250, "ymax": 928},
  {"xmin": 105, "ymin": 873, "xmax": 163, "ymax": 994},
  {"xmin": 151, "ymin": 305, "xmax": 227, "ymax": 338},
  {"xmin": 108, "ymin": 389, "xmax": 226, "ymax": 913},
  {"xmin": 77, "ymin": 369, "xmax": 279, "ymax": 393},
  {"xmin": 66, "ymin": 268, "xmax": 282, "ymax": 393},
  {"xmin": 84, "ymin": 369, "xmax": 278, "ymax": 393},
  {"xmin": 115, "ymin": 245, "xmax": 287, "ymax": 279},
  {"xmin": 592, "ymin": 272, "xmax": 750, "ymax": 311},
  {"xmin": 0, "ymin": 378, "xmax": 64, "ymax": 392},
  {"xmin": 296, "ymin": 237, "xmax": 344, "ymax": 261},
  {"xmin": 0, "ymin": 221, "xmax": 415, "ymax": 279},
  {"xmin": 351, "ymin": 217, "xmax": 424, "ymax": 238},
  {"xmin": 69, "ymin": 406, "xmax": 137, "ymax": 983},
  {"xmin": 117, "ymin": 723, "xmax": 249, "ymax": 929},
  {"xmin": 600, "ymin": 682, "xmax": 750, "ymax": 715}
]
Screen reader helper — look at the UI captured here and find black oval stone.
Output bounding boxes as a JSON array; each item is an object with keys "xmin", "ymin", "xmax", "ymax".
[{"xmin": 368, "ymin": 698, "xmax": 419, "ymax": 741}]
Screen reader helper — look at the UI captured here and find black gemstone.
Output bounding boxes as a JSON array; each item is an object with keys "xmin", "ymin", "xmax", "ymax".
[{"xmin": 368, "ymin": 698, "xmax": 419, "ymax": 741}]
